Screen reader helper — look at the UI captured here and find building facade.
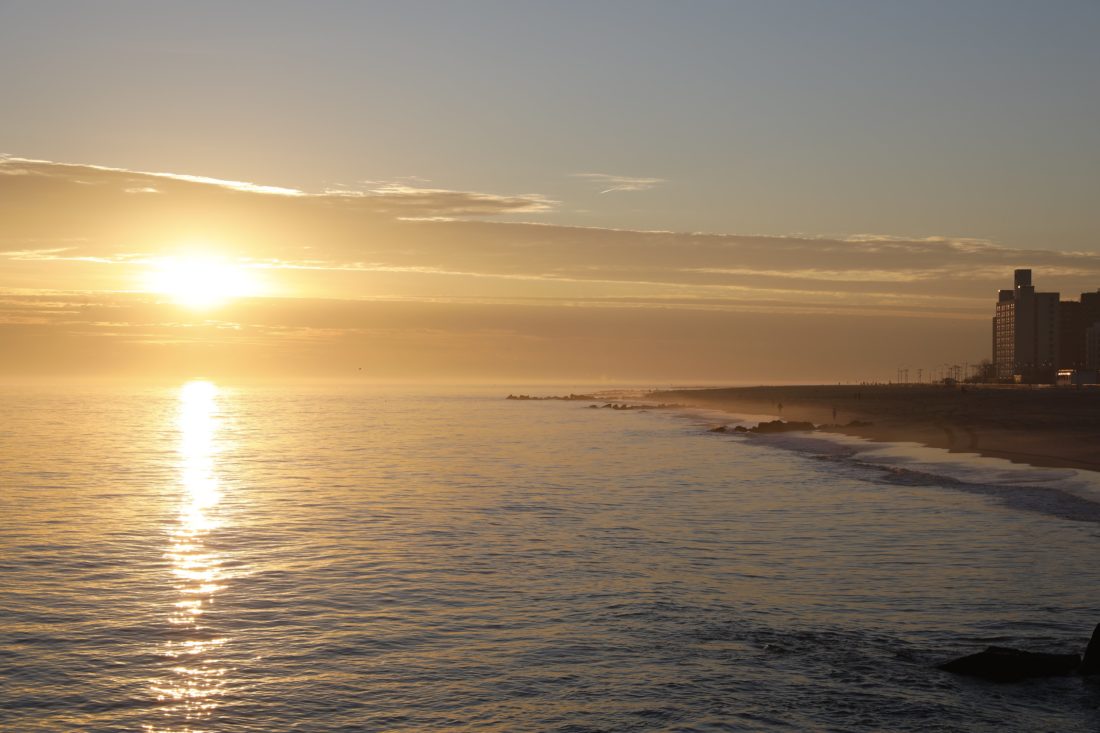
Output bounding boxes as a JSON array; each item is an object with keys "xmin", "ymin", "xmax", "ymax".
[
  {"xmin": 1057, "ymin": 289, "xmax": 1100, "ymax": 374},
  {"xmin": 1087, "ymin": 323, "xmax": 1100, "ymax": 371},
  {"xmin": 1058, "ymin": 299, "xmax": 1085, "ymax": 370},
  {"xmin": 991, "ymin": 269, "xmax": 1059, "ymax": 383}
]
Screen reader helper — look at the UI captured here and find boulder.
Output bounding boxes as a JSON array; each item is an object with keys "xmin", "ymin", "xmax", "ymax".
[
  {"xmin": 1081, "ymin": 623, "xmax": 1100, "ymax": 675},
  {"xmin": 938, "ymin": 646, "xmax": 1081, "ymax": 682},
  {"xmin": 708, "ymin": 425, "xmax": 728, "ymax": 433}
]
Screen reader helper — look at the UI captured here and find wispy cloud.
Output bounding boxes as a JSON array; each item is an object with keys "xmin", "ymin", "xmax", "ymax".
[
  {"xmin": 0, "ymin": 155, "xmax": 306, "ymax": 196},
  {"xmin": 348, "ymin": 183, "xmax": 555, "ymax": 218},
  {"xmin": 0, "ymin": 247, "xmax": 74, "ymax": 260},
  {"xmin": 0, "ymin": 157, "xmax": 556, "ymax": 218},
  {"xmin": 686, "ymin": 267, "xmax": 941, "ymax": 283},
  {"xmin": 6, "ymin": 156, "xmax": 1100, "ymax": 317},
  {"xmin": 573, "ymin": 172, "xmax": 664, "ymax": 194}
]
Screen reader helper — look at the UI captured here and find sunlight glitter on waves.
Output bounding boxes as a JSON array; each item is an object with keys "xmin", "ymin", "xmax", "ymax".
[
  {"xmin": 177, "ymin": 503, "xmax": 219, "ymax": 533},
  {"xmin": 168, "ymin": 556, "xmax": 220, "ymax": 578},
  {"xmin": 178, "ymin": 381, "xmax": 222, "ymax": 520},
  {"xmin": 153, "ymin": 381, "xmax": 233, "ymax": 727},
  {"xmin": 160, "ymin": 638, "xmax": 228, "ymax": 659}
]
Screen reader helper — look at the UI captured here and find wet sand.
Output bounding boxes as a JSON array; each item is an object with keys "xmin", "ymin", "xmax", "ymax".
[{"xmin": 650, "ymin": 385, "xmax": 1100, "ymax": 472}]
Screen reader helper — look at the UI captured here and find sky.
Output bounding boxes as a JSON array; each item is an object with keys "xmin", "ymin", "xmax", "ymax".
[{"xmin": 2, "ymin": 1, "xmax": 1099, "ymax": 383}]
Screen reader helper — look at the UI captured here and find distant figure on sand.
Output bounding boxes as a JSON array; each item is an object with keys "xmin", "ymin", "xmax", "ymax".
[{"xmin": 777, "ymin": 402, "xmax": 783, "ymax": 414}]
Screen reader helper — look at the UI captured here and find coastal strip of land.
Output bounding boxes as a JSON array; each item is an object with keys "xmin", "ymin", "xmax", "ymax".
[{"xmin": 649, "ymin": 385, "xmax": 1100, "ymax": 473}]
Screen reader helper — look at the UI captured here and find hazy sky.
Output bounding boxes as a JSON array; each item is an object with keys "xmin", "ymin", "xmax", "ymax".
[{"xmin": 2, "ymin": 2, "xmax": 1099, "ymax": 382}]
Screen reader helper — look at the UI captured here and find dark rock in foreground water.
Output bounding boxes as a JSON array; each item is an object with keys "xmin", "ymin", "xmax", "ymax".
[
  {"xmin": 1081, "ymin": 623, "xmax": 1100, "ymax": 675},
  {"xmin": 939, "ymin": 646, "xmax": 1081, "ymax": 682}
]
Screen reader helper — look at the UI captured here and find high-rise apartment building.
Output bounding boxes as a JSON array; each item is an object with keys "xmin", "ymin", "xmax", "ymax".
[
  {"xmin": 1082, "ymin": 291, "xmax": 1100, "ymax": 332},
  {"xmin": 1080, "ymin": 291, "xmax": 1100, "ymax": 371},
  {"xmin": 992, "ymin": 269, "xmax": 1059, "ymax": 383},
  {"xmin": 1087, "ymin": 324, "xmax": 1100, "ymax": 371},
  {"xmin": 1057, "ymin": 290, "xmax": 1100, "ymax": 373},
  {"xmin": 1058, "ymin": 299, "xmax": 1085, "ymax": 370}
]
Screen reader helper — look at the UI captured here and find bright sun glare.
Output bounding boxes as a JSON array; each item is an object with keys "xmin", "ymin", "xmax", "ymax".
[{"xmin": 144, "ymin": 256, "xmax": 263, "ymax": 309}]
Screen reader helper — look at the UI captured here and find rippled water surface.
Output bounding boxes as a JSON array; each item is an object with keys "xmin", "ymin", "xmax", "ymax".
[{"xmin": 2, "ymin": 384, "xmax": 1100, "ymax": 732}]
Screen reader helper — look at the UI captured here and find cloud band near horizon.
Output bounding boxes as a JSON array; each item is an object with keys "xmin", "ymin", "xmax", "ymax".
[{"xmin": 3, "ymin": 156, "xmax": 1099, "ymax": 381}]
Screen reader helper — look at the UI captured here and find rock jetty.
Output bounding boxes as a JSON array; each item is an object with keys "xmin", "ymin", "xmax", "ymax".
[
  {"xmin": 506, "ymin": 393, "xmax": 597, "ymax": 401},
  {"xmin": 939, "ymin": 623, "xmax": 1100, "ymax": 682},
  {"xmin": 715, "ymin": 420, "xmax": 817, "ymax": 434},
  {"xmin": 506, "ymin": 395, "xmax": 684, "ymax": 410}
]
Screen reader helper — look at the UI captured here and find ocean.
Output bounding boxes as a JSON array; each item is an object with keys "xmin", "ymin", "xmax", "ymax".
[{"xmin": 2, "ymin": 383, "xmax": 1099, "ymax": 732}]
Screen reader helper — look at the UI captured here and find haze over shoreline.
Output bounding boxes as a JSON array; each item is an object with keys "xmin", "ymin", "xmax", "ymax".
[{"xmin": 655, "ymin": 384, "xmax": 1100, "ymax": 473}]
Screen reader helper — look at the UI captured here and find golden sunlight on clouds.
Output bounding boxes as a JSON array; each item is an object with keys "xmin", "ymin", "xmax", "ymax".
[
  {"xmin": 142, "ymin": 255, "xmax": 266, "ymax": 310},
  {"xmin": 4, "ymin": 157, "xmax": 1100, "ymax": 382}
]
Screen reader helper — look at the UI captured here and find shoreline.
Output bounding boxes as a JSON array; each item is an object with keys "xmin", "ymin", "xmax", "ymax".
[{"xmin": 649, "ymin": 385, "xmax": 1100, "ymax": 474}]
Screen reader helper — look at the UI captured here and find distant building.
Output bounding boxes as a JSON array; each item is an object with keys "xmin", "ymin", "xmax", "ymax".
[
  {"xmin": 1060, "ymin": 290, "xmax": 1100, "ymax": 374},
  {"xmin": 991, "ymin": 271, "xmax": 1100, "ymax": 384},
  {"xmin": 1083, "ymin": 291, "xmax": 1100, "ymax": 361},
  {"xmin": 992, "ymin": 269, "xmax": 1059, "ymax": 383},
  {"xmin": 1083, "ymin": 290, "xmax": 1100, "ymax": 328},
  {"xmin": 1058, "ymin": 299, "xmax": 1085, "ymax": 370},
  {"xmin": 1088, "ymin": 322, "xmax": 1100, "ymax": 371}
]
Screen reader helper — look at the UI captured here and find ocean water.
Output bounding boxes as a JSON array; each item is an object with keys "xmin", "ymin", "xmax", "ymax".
[{"xmin": 2, "ymin": 383, "xmax": 1100, "ymax": 732}]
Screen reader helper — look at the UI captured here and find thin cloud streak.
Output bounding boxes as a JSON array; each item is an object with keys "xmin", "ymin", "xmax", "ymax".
[
  {"xmin": 0, "ymin": 155, "xmax": 306, "ymax": 196},
  {"xmin": 0, "ymin": 156, "xmax": 555, "ymax": 218},
  {"xmin": 573, "ymin": 172, "xmax": 665, "ymax": 193}
]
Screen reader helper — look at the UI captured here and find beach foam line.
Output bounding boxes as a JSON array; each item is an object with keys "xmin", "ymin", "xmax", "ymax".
[{"xmin": 659, "ymin": 406, "xmax": 1100, "ymax": 524}]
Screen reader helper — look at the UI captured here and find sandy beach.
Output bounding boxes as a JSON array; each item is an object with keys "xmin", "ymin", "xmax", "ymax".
[{"xmin": 651, "ymin": 385, "xmax": 1100, "ymax": 472}]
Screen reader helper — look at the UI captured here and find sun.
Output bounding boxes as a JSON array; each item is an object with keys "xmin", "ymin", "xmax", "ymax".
[{"xmin": 144, "ymin": 255, "xmax": 264, "ymax": 309}]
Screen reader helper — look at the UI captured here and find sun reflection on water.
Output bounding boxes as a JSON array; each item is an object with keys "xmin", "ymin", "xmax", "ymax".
[{"xmin": 149, "ymin": 380, "xmax": 230, "ymax": 730}]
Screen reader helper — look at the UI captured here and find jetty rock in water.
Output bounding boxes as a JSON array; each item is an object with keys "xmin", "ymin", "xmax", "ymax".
[
  {"xmin": 1081, "ymin": 622, "xmax": 1100, "ymax": 675},
  {"xmin": 938, "ymin": 647, "xmax": 1080, "ymax": 682},
  {"xmin": 939, "ymin": 623, "xmax": 1100, "ymax": 682},
  {"xmin": 725, "ymin": 420, "xmax": 817, "ymax": 434},
  {"xmin": 747, "ymin": 420, "xmax": 816, "ymax": 434}
]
